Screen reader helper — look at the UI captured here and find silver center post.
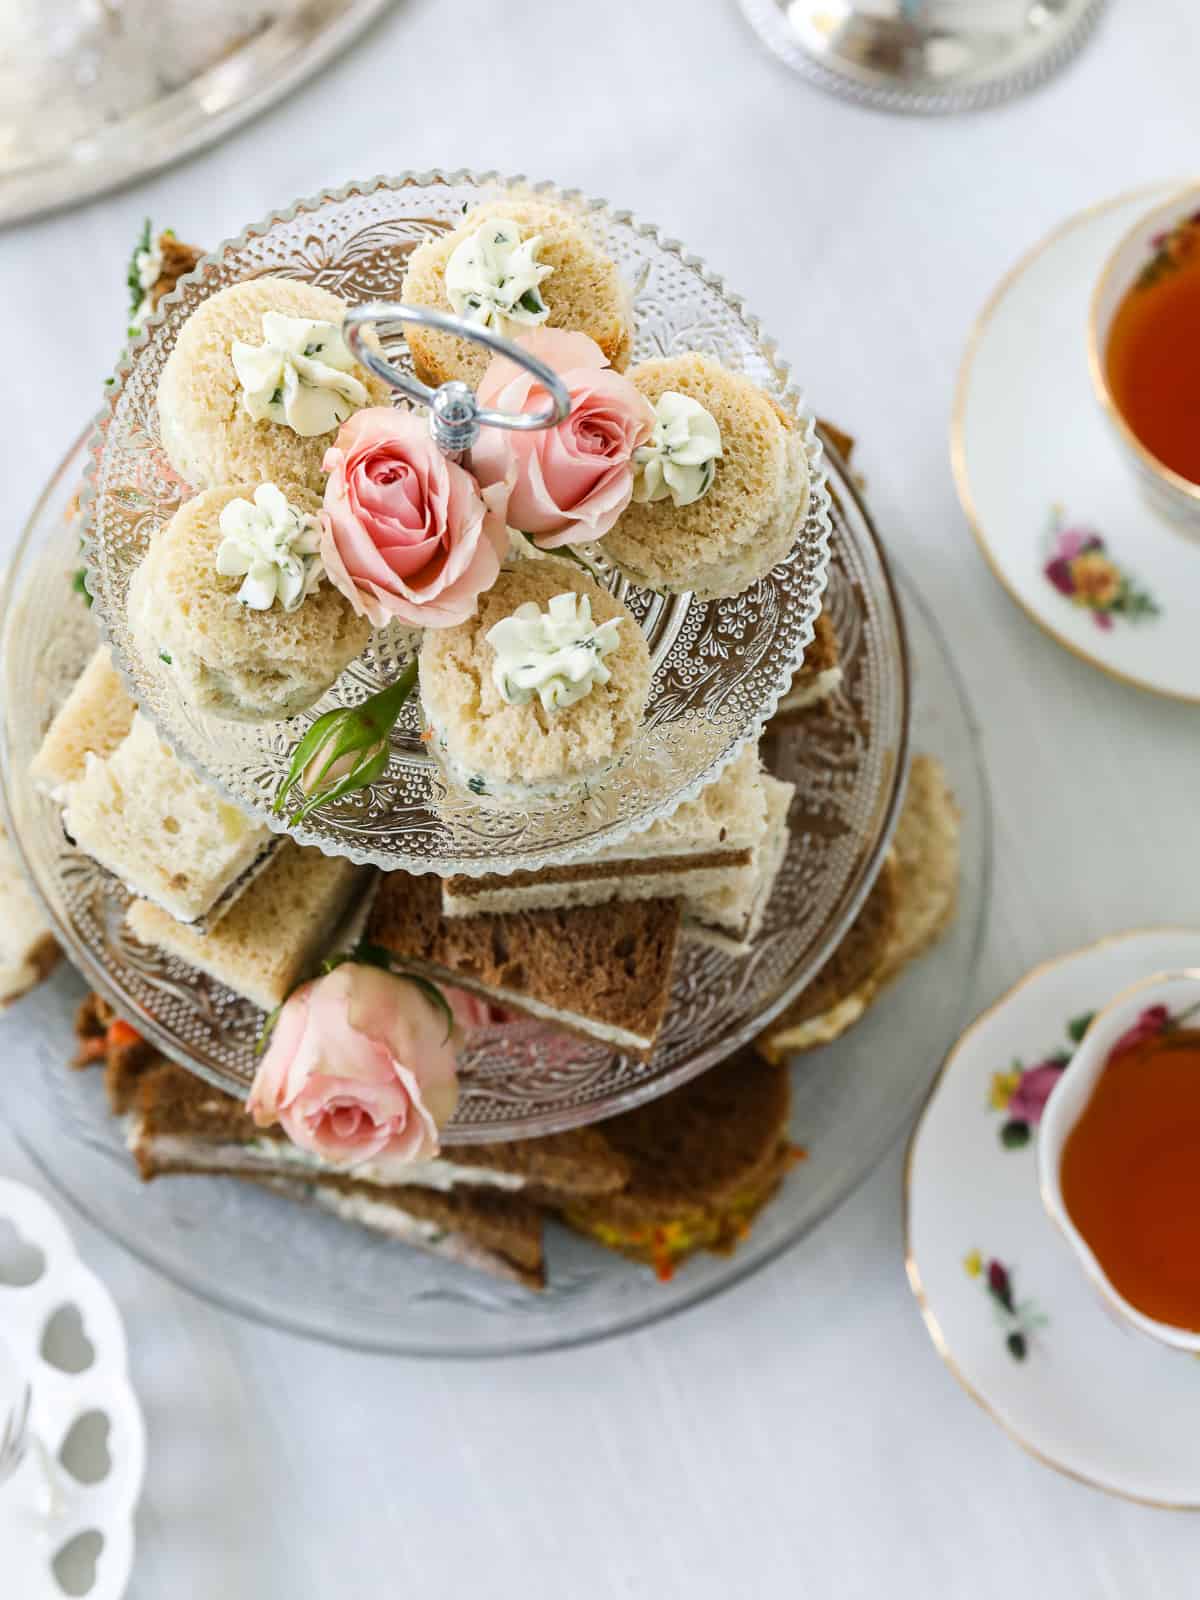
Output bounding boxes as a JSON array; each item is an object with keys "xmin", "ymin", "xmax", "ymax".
[{"xmin": 343, "ymin": 302, "xmax": 572, "ymax": 457}]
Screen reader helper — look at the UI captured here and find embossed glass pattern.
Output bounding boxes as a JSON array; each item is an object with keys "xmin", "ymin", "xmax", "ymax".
[{"xmin": 81, "ymin": 173, "xmax": 833, "ymax": 877}]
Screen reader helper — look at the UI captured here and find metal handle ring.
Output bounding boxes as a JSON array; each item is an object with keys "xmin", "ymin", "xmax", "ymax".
[{"xmin": 343, "ymin": 301, "xmax": 572, "ymax": 455}]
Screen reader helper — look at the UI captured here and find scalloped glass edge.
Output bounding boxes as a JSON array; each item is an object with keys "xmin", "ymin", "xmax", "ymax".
[{"xmin": 78, "ymin": 170, "xmax": 833, "ymax": 876}]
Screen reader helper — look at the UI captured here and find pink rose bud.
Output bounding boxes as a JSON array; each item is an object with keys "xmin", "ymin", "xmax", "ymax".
[
  {"xmin": 248, "ymin": 963, "xmax": 459, "ymax": 1174},
  {"xmin": 320, "ymin": 408, "xmax": 511, "ymax": 628},
  {"xmin": 274, "ymin": 659, "xmax": 418, "ymax": 823},
  {"xmin": 470, "ymin": 329, "xmax": 656, "ymax": 549}
]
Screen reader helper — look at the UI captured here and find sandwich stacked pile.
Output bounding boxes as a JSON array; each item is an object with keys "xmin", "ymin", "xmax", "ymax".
[{"xmin": 8, "ymin": 216, "xmax": 963, "ymax": 1292}]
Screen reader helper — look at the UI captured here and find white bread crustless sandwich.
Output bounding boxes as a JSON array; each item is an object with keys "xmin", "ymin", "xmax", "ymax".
[
  {"xmin": 0, "ymin": 824, "xmax": 58, "ymax": 1008},
  {"xmin": 755, "ymin": 756, "xmax": 960, "ymax": 1063},
  {"xmin": 602, "ymin": 353, "xmax": 811, "ymax": 602},
  {"xmin": 156, "ymin": 276, "xmax": 389, "ymax": 493},
  {"xmin": 126, "ymin": 840, "xmax": 365, "ymax": 1012},
  {"xmin": 684, "ymin": 772, "xmax": 794, "ymax": 956},
  {"xmin": 30, "ymin": 646, "xmax": 135, "ymax": 795},
  {"xmin": 441, "ymin": 744, "xmax": 769, "ymax": 918},
  {"xmin": 129, "ymin": 483, "xmax": 370, "ymax": 722},
  {"xmin": 62, "ymin": 712, "xmax": 272, "ymax": 926}
]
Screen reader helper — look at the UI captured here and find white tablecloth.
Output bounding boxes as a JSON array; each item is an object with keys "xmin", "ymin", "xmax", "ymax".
[{"xmin": 3, "ymin": 3, "xmax": 1199, "ymax": 1593}]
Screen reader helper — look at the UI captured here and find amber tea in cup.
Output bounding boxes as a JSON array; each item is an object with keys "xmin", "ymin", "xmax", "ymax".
[{"xmin": 1104, "ymin": 208, "xmax": 1200, "ymax": 487}]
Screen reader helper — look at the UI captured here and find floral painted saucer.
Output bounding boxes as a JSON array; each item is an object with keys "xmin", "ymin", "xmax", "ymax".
[
  {"xmin": 952, "ymin": 184, "xmax": 1200, "ymax": 704},
  {"xmin": 905, "ymin": 928, "xmax": 1200, "ymax": 1507}
]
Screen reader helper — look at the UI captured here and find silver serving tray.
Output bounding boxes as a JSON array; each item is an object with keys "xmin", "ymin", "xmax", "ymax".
[{"xmin": 0, "ymin": 0, "xmax": 392, "ymax": 228}]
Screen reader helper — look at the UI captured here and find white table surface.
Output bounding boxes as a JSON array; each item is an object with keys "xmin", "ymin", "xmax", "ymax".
[{"xmin": 3, "ymin": 2, "xmax": 1200, "ymax": 1594}]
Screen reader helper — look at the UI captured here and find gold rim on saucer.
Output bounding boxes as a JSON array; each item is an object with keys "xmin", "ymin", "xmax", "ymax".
[
  {"xmin": 903, "ymin": 927, "xmax": 1200, "ymax": 1511},
  {"xmin": 950, "ymin": 182, "xmax": 1200, "ymax": 707},
  {"xmin": 1087, "ymin": 187, "xmax": 1200, "ymax": 508}
]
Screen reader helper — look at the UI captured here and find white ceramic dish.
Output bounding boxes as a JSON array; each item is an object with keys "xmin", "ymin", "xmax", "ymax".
[
  {"xmin": 953, "ymin": 183, "xmax": 1200, "ymax": 704},
  {"xmin": 906, "ymin": 928, "xmax": 1200, "ymax": 1507},
  {"xmin": 0, "ymin": 1179, "xmax": 144, "ymax": 1599},
  {"xmin": 1038, "ymin": 968, "xmax": 1200, "ymax": 1356},
  {"xmin": 0, "ymin": 0, "xmax": 393, "ymax": 227}
]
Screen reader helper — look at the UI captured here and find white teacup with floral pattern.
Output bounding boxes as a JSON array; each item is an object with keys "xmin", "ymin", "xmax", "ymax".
[
  {"xmin": 1038, "ymin": 969, "xmax": 1200, "ymax": 1355},
  {"xmin": 1088, "ymin": 186, "xmax": 1200, "ymax": 536}
]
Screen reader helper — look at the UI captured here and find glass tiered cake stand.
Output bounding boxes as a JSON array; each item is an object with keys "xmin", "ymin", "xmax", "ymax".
[
  {"xmin": 0, "ymin": 174, "xmax": 989, "ymax": 1350},
  {"xmin": 7, "ymin": 172, "xmax": 917, "ymax": 1139}
]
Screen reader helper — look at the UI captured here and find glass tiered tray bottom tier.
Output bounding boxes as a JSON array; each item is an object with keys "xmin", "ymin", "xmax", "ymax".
[
  {"xmin": 6, "ymin": 434, "xmax": 904, "ymax": 1141},
  {"xmin": 1, "ymin": 440, "xmax": 990, "ymax": 1353}
]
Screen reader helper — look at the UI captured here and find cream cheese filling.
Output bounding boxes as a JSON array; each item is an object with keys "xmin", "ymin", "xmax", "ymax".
[
  {"xmin": 778, "ymin": 665, "xmax": 844, "ymax": 713},
  {"xmin": 774, "ymin": 989, "xmax": 871, "ymax": 1050},
  {"xmin": 134, "ymin": 1131, "xmax": 526, "ymax": 1193}
]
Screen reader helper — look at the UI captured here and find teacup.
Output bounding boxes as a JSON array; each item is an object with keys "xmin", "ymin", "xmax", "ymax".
[
  {"xmin": 1088, "ymin": 185, "xmax": 1200, "ymax": 536},
  {"xmin": 1039, "ymin": 969, "xmax": 1200, "ymax": 1354}
]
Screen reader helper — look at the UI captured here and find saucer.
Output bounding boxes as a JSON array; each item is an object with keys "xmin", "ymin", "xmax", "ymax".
[
  {"xmin": 952, "ymin": 184, "xmax": 1200, "ymax": 704},
  {"xmin": 905, "ymin": 928, "xmax": 1200, "ymax": 1507},
  {"xmin": 0, "ymin": 1179, "xmax": 144, "ymax": 1598}
]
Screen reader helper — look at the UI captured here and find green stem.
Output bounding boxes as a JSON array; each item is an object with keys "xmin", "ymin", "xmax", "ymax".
[{"xmin": 361, "ymin": 657, "xmax": 418, "ymax": 733}]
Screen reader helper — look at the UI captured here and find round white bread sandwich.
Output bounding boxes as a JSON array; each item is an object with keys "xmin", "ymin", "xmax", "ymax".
[
  {"xmin": 129, "ymin": 483, "xmax": 370, "ymax": 723},
  {"xmin": 420, "ymin": 561, "xmax": 649, "ymax": 802},
  {"xmin": 601, "ymin": 353, "xmax": 811, "ymax": 601},
  {"xmin": 401, "ymin": 198, "xmax": 632, "ymax": 389},
  {"xmin": 156, "ymin": 276, "xmax": 390, "ymax": 493}
]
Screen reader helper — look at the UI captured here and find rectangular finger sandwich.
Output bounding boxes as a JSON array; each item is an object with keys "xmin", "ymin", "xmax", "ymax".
[
  {"xmin": 369, "ymin": 871, "xmax": 681, "ymax": 1059},
  {"xmin": 440, "ymin": 744, "xmax": 767, "ymax": 919},
  {"xmin": 62, "ymin": 712, "xmax": 272, "ymax": 925}
]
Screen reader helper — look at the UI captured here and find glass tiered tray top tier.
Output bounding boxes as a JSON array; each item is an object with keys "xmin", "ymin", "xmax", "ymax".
[
  {"xmin": 2, "ymin": 432, "xmax": 907, "ymax": 1143},
  {"xmin": 81, "ymin": 172, "xmax": 833, "ymax": 877}
]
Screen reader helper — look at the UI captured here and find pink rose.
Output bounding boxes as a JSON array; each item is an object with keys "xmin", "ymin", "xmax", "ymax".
[
  {"xmin": 470, "ymin": 329, "xmax": 655, "ymax": 549},
  {"xmin": 248, "ymin": 963, "xmax": 459, "ymax": 1174},
  {"xmin": 321, "ymin": 408, "xmax": 510, "ymax": 628},
  {"xmin": 443, "ymin": 986, "xmax": 518, "ymax": 1031}
]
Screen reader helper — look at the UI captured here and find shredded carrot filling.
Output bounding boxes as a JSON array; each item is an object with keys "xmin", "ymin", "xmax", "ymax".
[{"xmin": 107, "ymin": 1018, "xmax": 142, "ymax": 1048}]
